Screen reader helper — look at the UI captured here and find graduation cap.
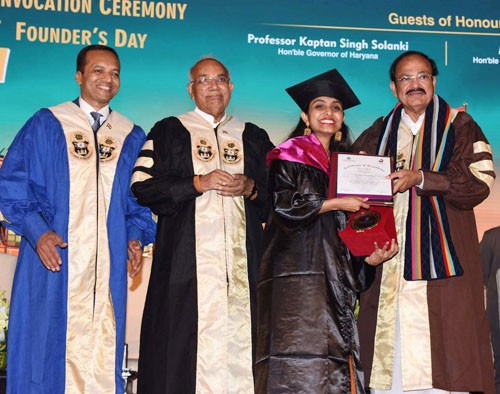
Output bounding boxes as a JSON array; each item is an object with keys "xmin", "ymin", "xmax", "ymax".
[{"xmin": 286, "ymin": 68, "xmax": 360, "ymax": 112}]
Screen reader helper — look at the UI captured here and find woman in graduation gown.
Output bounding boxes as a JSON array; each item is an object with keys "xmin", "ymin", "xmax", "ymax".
[{"xmin": 255, "ymin": 69, "xmax": 398, "ymax": 393}]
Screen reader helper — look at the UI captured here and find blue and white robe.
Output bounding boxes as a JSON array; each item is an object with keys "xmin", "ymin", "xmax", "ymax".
[{"xmin": 0, "ymin": 101, "xmax": 156, "ymax": 394}]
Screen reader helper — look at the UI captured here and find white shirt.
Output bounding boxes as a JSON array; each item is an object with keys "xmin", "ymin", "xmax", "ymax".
[
  {"xmin": 195, "ymin": 107, "xmax": 227, "ymax": 129},
  {"xmin": 401, "ymin": 109, "xmax": 424, "ymax": 136},
  {"xmin": 79, "ymin": 97, "xmax": 110, "ymax": 128},
  {"xmin": 401, "ymin": 109, "xmax": 425, "ymax": 188}
]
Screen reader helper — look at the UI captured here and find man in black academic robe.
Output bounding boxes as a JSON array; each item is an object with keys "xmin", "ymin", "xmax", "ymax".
[{"xmin": 131, "ymin": 57, "xmax": 273, "ymax": 394}]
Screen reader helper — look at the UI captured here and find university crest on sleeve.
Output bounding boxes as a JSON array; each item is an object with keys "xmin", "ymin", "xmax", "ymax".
[
  {"xmin": 70, "ymin": 131, "xmax": 92, "ymax": 159},
  {"xmin": 99, "ymin": 135, "xmax": 117, "ymax": 162},
  {"xmin": 194, "ymin": 138, "xmax": 215, "ymax": 162},
  {"xmin": 222, "ymin": 140, "xmax": 242, "ymax": 164}
]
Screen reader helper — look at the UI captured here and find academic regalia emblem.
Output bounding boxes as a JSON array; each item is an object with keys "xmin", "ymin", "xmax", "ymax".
[
  {"xmin": 70, "ymin": 131, "xmax": 92, "ymax": 159},
  {"xmin": 395, "ymin": 151, "xmax": 407, "ymax": 171},
  {"xmin": 194, "ymin": 138, "xmax": 215, "ymax": 162},
  {"xmin": 99, "ymin": 135, "xmax": 117, "ymax": 162},
  {"xmin": 221, "ymin": 140, "xmax": 242, "ymax": 164}
]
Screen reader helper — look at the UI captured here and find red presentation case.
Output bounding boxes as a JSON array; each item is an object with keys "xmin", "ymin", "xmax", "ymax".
[{"xmin": 329, "ymin": 152, "xmax": 398, "ymax": 256}]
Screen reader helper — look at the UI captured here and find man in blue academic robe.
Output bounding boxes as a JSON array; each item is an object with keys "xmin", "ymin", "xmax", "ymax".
[{"xmin": 0, "ymin": 45, "xmax": 155, "ymax": 394}]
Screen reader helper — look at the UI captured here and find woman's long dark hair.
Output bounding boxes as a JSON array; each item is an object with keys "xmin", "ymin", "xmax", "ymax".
[{"xmin": 287, "ymin": 117, "xmax": 353, "ymax": 153}]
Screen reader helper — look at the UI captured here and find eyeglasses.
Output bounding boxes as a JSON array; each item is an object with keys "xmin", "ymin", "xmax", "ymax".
[
  {"xmin": 190, "ymin": 75, "xmax": 230, "ymax": 85},
  {"xmin": 396, "ymin": 73, "xmax": 433, "ymax": 84}
]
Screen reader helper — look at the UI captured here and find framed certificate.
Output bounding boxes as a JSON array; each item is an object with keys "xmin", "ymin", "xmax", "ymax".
[
  {"xmin": 329, "ymin": 153, "xmax": 398, "ymax": 256},
  {"xmin": 329, "ymin": 152, "xmax": 393, "ymax": 205}
]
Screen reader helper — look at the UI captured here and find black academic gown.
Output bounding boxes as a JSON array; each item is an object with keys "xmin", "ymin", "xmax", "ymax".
[
  {"xmin": 132, "ymin": 115, "xmax": 273, "ymax": 394},
  {"xmin": 255, "ymin": 157, "xmax": 369, "ymax": 394}
]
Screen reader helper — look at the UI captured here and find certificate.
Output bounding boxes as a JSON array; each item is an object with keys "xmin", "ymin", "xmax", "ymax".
[
  {"xmin": 330, "ymin": 153, "xmax": 393, "ymax": 204},
  {"xmin": 328, "ymin": 153, "xmax": 398, "ymax": 256}
]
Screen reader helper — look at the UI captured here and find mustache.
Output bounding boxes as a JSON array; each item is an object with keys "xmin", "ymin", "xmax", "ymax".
[{"xmin": 406, "ymin": 87, "xmax": 426, "ymax": 95}]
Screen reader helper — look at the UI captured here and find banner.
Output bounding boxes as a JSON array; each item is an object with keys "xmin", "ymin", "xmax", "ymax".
[{"xmin": 1, "ymin": 0, "xmax": 499, "ymax": 240}]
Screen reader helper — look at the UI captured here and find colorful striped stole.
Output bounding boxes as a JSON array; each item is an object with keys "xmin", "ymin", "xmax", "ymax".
[{"xmin": 377, "ymin": 95, "xmax": 463, "ymax": 280}]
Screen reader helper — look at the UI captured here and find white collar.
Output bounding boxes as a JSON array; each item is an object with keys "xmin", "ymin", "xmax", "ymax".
[
  {"xmin": 401, "ymin": 109, "xmax": 425, "ymax": 135},
  {"xmin": 195, "ymin": 107, "xmax": 227, "ymax": 128},
  {"xmin": 79, "ymin": 97, "xmax": 110, "ymax": 125}
]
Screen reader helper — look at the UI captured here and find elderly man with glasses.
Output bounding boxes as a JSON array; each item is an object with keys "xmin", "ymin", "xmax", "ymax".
[
  {"xmin": 352, "ymin": 50, "xmax": 496, "ymax": 393},
  {"xmin": 130, "ymin": 56, "xmax": 274, "ymax": 394}
]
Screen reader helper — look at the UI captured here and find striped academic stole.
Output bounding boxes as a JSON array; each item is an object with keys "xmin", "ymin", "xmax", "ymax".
[{"xmin": 377, "ymin": 95, "xmax": 463, "ymax": 280}]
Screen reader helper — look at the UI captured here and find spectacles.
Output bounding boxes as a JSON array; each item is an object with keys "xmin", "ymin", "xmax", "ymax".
[
  {"xmin": 396, "ymin": 73, "xmax": 433, "ymax": 83},
  {"xmin": 190, "ymin": 75, "xmax": 230, "ymax": 85}
]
